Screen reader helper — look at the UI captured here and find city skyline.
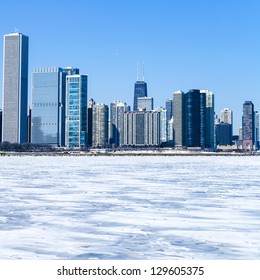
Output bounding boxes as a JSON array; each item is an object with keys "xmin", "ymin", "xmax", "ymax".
[{"xmin": 1, "ymin": 1, "xmax": 260, "ymax": 134}]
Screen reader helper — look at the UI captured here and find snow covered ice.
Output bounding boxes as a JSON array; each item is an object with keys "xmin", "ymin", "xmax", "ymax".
[{"xmin": 0, "ymin": 155, "xmax": 259, "ymax": 259}]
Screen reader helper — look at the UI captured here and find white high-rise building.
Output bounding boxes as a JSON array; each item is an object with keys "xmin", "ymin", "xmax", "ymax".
[{"xmin": 2, "ymin": 32, "xmax": 29, "ymax": 143}]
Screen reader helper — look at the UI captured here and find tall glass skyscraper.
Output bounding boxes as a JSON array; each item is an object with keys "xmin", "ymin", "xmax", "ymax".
[
  {"xmin": 31, "ymin": 67, "xmax": 67, "ymax": 146},
  {"xmin": 65, "ymin": 74, "xmax": 88, "ymax": 147},
  {"xmin": 242, "ymin": 101, "xmax": 254, "ymax": 150},
  {"xmin": 133, "ymin": 81, "xmax": 147, "ymax": 111},
  {"xmin": 2, "ymin": 32, "xmax": 29, "ymax": 143}
]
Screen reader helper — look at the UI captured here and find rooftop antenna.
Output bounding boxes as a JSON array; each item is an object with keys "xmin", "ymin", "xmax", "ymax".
[{"xmin": 14, "ymin": 27, "xmax": 19, "ymax": 33}]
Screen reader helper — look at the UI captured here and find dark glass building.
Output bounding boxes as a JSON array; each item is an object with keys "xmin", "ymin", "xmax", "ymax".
[
  {"xmin": 133, "ymin": 81, "xmax": 147, "ymax": 111},
  {"xmin": 242, "ymin": 101, "xmax": 254, "ymax": 150},
  {"xmin": 186, "ymin": 89, "xmax": 202, "ymax": 147},
  {"xmin": 216, "ymin": 122, "xmax": 233, "ymax": 146}
]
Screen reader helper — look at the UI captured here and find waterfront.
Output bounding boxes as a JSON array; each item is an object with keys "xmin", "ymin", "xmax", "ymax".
[{"xmin": 0, "ymin": 156, "xmax": 259, "ymax": 259}]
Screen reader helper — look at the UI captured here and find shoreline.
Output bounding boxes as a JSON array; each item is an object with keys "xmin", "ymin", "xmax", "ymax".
[{"xmin": 0, "ymin": 151, "xmax": 259, "ymax": 157}]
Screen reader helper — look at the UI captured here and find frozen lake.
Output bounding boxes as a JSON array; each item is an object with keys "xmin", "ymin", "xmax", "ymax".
[{"xmin": 0, "ymin": 155, "xmax": 259, "ymax": 259}]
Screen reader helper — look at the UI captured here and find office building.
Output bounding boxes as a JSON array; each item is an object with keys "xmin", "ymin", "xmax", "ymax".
[
  {"xmin": 87, "ymin": 98, "xmax": 95, "ymax": 146},
  {"xmin": 31, "ymin": 67, "xmax": 67, "ymax": 146},
  {"xmin": 202, "ymin": 90, "xmax": 215, "ymax": 148},
  {"xmin": 2, "ymin": 32, "xmax": 29, "ymax": 143},
  {"xmin": 221, "ymin": 107, "xmax": 233, "ymax": 137},
  {"xmin": 155, "ymin": 107, "xmax": 167, "ymax": 145},
  {"xmin": 123, "ymin": 110, "xmax": 160, "ymax": 146},
  {"xmin": 216, "ymin": 122, "xmax": 233, "ymax": 146},
  {"xmin": 65, "ymin": 74, "xmax": 88, "ymax": 147},
  {"xmin": 137, "ymin": 96, "xmax": 153, "ymax": 111},
  {"xmin": 92, "ymin": 104, "xmax": 109, "ymax": 147},
  {"xmin": 133, "ymin": 81, "xmax": 147, "ymax": 111},
  {"xmin": 110, "ymin": 101, "xmax": 130, "ymax": 147},
  {"xmin": 0, "ymin": 110, "xmax": 2, "ymax": 142},
  {"xmin": 165, "ymin": 98, "xmax": 173, "ymax": 122},
  {"xmin": 186, "ymin": 89, "xmax": 202, "ymax": 147},
  {"xmin": 242, "ymin": 101, "xmax": 254, "ymax": 150},
  {"xmin": 173, "ymin": 90, "xmax": 186, "ymax": 147},
  {"xmin": 254, "ymin": 111, "xmax": 259, "ymax": 150}
]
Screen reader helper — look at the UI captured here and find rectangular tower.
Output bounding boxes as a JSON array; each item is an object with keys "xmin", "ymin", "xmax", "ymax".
[
  {"xmin": 133, "ymin": 81, "xmax": 147, "ymax": 111},
  {"xmin": 2, "ymin": 32, "xmax": 29, "ymax": 143},
  {"xmin": 65, "ymin": 74, "xmax": 88, "ymax": 147},
  {"xmin": 242, "ymin": 101, "xmax": 254, "ymax": 150},
  {"xmin": 92, "ymin": 104, "xmax": 109, "ymax": 148},
  {"xmin": 173, "ymin": 90, "xmax": 186, "ymax": 147},
  {"xmin": 31, "ymin": 67, "xmax": 67, "ymax": 146}
]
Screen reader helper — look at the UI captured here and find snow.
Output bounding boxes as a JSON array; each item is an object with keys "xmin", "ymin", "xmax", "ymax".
[{"xmin": 0, "ymin": 155, "xmax": 259, "ymax": 259}]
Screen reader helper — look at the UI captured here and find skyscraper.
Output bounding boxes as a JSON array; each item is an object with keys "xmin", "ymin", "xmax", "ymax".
[
  {"xmin": 123, "ymin": 110, "xmax": 160, "ymax": 146},
  {"xmin": 202, "ymin": 90, "xmax": 215, "ymax": 148},
  {"xmin": 165, "ymin": 98, "xmax": 173, "ymax": 122},
  {"xmin": 92, "ymin": 104, "xmax": 109, "ymax": 147},
  {"xmin": 2, "ymin": 32, "xmax": 29, "ymax": 143},
  {"xmin": 110, "ymin": 101, "xmax": 130, "ymax": 147},
  {"xmin": 133, "ymin": 81, "xmax": 147, "ymax": 111},
  {"xmin": 87, "ymin": 98, "xmax": 95, "ymax": 146},
  {"xmin": 65, "ymin": 74, "xmax": 88, "ymax": 147},
  {"xmin": 254, "ymin": 111, "xmax": 259, "ymax": 150},
  {"xmin": 173, "ymin": 90, "xmax": 186, "ymax": 147},
  {"xmin": 31, "ymin": 67, "xmax": 67, "ymax": 146},
  {"xmin": 186, "ymin": 89, "xmax": 202, "ymax": 147},
  {"xmin": 242, "ymin": 101, "xmax": 254, "ymax": 150},
  {"xmin": 221, "ymin": 107, "xmax": 233, "ymax": 137}
]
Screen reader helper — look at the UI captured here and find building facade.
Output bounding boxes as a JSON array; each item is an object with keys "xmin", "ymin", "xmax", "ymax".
[
  {"xmin": 92, "ymin": 104, "xmax": 109, "ymax": 147},
  {"xmin": 110, "ymin": 101, "xmax": 130, "ymax": 147},
  {"xmin": 137, "ymin": 96, "xmax": 153, "ymax": 111},
  {"xmin": 2, "ymin": 32, "xmax": 29, "ymax": 143},
  {"xmin": 173, "ymin": 90, "xmax": 186, "ymax": 147},
  {"xmin": 242, "ymin": 101, "xmax": 254, "ymax": 150},
  {"xmin": 216, "ymin": 122, "xmax": 233, "ymax": 146},
  {"xmin": 65, "ymin": 74, "xmax": 88, "ymax": 147},
  {"xmin": 133, "ymin": 81, "xmax": 147, "ymax": 111},
  {"xmin": 123, "ymin": 110, "xmax": 160, "ymax": 146},
  {"xmin": 31, "ymin": 67, "xmax": 67, "ymax": 146},
  {"xmin": 203, "ymin": 90, "xmax": 215, "ymax": 148}
]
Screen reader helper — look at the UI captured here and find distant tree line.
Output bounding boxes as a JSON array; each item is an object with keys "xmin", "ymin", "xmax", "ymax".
[{"xmin": 0, "ymin": 142, "xmax": 55, "ymax": 152}]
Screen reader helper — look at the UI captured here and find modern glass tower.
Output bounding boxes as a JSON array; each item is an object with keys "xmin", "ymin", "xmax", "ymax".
[
  {"xmin": 242, "ymin": 101, "xmax": 254, "ymax": 150},
  {"xmin": 202, "ymin": 90, "xmax": 215, "ymax": 148},
  {"xmin": 133, "ymin": 81, "xmax": 147, "ymax": 111},
  {"xmin": 65, "ymin": 74, "xmax": 88, "ymax": 147},
  {"xmin": 2, "ymin": 32, "xmax": 29, "ymax": 143},
  {"xmin": 31, "ymin": 67, "xmax": 67, "ymax": 146}
]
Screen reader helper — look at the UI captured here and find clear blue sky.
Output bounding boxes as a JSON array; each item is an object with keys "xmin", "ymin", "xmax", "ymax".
[{"xmin": 1, "ymin": 0, "xmax": 260, "ymax": 133}]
